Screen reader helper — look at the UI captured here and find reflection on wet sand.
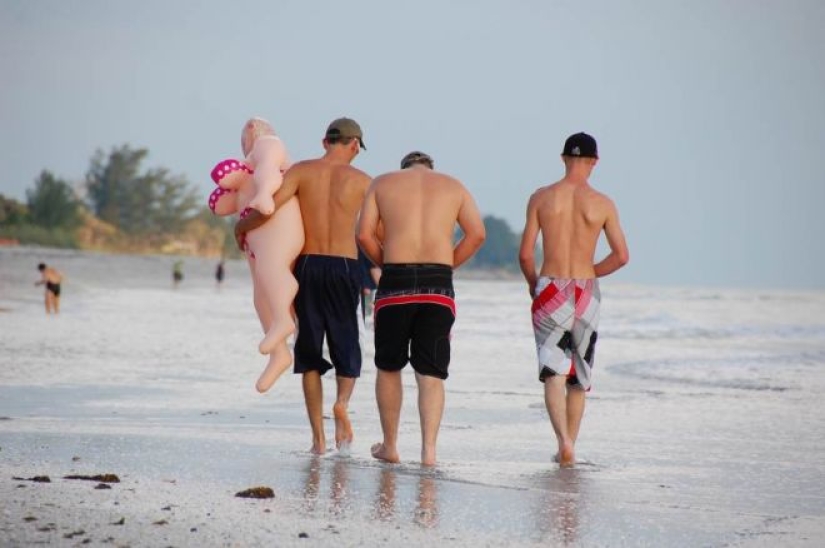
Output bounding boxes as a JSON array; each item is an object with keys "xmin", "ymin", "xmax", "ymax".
[
  {"xmin": 534, "ymin": 468, "xmax": 583, "ymax": 546},
  {"xmin": 301, "ymin": 456, "xmax": 321, "ymax": 513},
  {"xmin": 414, "ymin": 475, "xmax": 438, "ymax": 528},
  {"xmin": 301, "ymin": 456, "xmax": 352, "ymax": 517},
  {"xmin": 372, "ymin": 467, "xmax": 440, "ymax": 528},
  {"xmin": 373, "ymin": 467, "xmax": 396, "ymax": 520},
  {"xmin": 330, "ymin": 458, "xmax": 350, "ymax": 516}
]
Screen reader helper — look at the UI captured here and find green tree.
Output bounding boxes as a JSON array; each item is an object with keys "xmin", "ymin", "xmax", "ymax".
[
  {"xmin": 85, "ymin": 145, "xmax": 198, "ymax": 235},
  {"xmin": 26, "ymin": 170, "xmax": 81, "ymax": 229},
  {"xmin": 0, "ymin": 194, "xmax": 28, "ymax": 226},
  {"xmin": 85, "ymin": 145, "xmax": 148, "ymax": 228},
  {"xmin": 472, "ymin": 215, "xmax": 519, "ymax": 269}
]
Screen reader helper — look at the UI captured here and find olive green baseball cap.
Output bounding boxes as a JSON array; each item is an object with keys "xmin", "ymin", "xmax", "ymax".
[{"xmin": 325, "ymin": 117, "xmax": 366, "ymax": 150}]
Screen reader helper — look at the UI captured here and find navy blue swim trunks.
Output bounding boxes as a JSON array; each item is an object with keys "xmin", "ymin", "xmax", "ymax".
[
  {"xmin": 373, "ymin": 263, "xmax": 455, "ymax": 379},
  {"xmin": 293, "ymin": 254, "xmax": 362, "ymax": 378}
]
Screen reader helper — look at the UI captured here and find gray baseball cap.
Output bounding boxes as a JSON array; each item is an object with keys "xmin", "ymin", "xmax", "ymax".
[{"xmin": 325, "ymin": 118, "xmax": 366, "ymax": 150}]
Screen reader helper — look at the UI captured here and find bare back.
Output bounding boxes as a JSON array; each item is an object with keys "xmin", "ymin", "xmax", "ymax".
[
  {"xmin": 43, "ymin": 267, "xmax": 63, "ymax": 284},
  {"xmin": 289, "ymin": 159, "xmax": 370, "ymax": 258},
  {"xmin": 533, "ymin": 180, "xmax": 615, "ymax": 279},
  {"xmin": 373, "ymin": 168, "xmax": 472, "ymax": 265}
]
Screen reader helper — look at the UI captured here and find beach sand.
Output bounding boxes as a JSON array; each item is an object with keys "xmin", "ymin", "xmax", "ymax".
[{"xmin": 2, "ymin": 247, "xmax": 824, "ymax": 546}]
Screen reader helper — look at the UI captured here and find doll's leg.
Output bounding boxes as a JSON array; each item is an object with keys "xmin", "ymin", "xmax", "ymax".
[
  {"xmin": 255, "ymin": 250, "xmax": 299, "ymax": 355},
  {"xmin": 248, "ymin": 256, "xmax": 273, "ymax": 332},
  {"xmin": 255, "ymin": 340, "xmax": 292, "ymax": 393}
]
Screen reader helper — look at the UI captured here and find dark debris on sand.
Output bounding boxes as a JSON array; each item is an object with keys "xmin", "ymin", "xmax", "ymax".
[
  {"xmin": 235, "ymin": 486, "xmax": 275, "ymax": 499},
  {"xmin": 12, "ymin": 475, "xmax": 51, "ymax": 482},
  {"xmin": 64, "ymin": 473, "xmax": 120, "ymax": 483}
]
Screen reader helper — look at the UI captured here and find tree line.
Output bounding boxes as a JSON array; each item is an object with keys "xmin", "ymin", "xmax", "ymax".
[
  {"xmin": 0, "ymin": 145, "xmax": 232, "ymax": 255},
  {"xmin": 0, "ymin": 145, "xmax": 523, "ymax": 269}
]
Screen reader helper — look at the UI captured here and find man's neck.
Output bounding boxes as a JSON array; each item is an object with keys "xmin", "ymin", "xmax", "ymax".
[{"xmin": 322, "ymin": 149, "xmax": 354, "ymax": 166}]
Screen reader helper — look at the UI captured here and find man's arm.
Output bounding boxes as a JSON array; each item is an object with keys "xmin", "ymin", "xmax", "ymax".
[
  {"xmin": 453, "ymin": 186, "xmax": 486, "ymax": 268},
  {"xmin": 593, "ymin": 200, "xmax": 629, "ymax": 277},
  {"xmin": 518, "ymin": 194, "xmax": 540, "ymax": 296},
  {"xmin": 234, "ymin": 168, "xmax": 301, "ymax": 250},
  {"xmin": 356, "ymin": 180, "xmax": 383, "ymax": 267}
]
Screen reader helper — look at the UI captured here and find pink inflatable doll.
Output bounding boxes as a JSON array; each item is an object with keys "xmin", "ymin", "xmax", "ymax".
[{"xmin": 208, "ymin": 118, "xmax": 304, "ymax": 392}]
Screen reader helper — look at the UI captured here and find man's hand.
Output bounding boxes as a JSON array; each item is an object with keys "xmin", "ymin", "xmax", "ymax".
[{"xmin": 528, "ymin": 281, "xmax": 536, "ymax": 299}]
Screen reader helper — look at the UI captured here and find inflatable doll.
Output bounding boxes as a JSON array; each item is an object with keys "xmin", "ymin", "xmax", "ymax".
[{"xmin": 208, "ymin": 118, "xmax": 304, "ymax": 393}]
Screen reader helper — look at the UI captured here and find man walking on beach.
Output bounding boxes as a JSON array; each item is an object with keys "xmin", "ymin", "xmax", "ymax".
[
  {"xmin": 235, "ymin": 118, "xmax": 371, "ymax": 454},
  {"xmin": 518, "ymin": 132, "xmax": 629, "ymax": 467},
  {"xmin": 35, "ymin": 262, "xmax": 63, "ymax": 314},
  {"xmin": 357, "ymin": 151, "xmax": 486, "ymax": 466}
]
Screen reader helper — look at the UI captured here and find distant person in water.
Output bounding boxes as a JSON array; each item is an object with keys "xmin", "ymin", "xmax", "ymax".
[
  {"xmin": 35, "ymin": 263, "xmax": 63, "ymax": 314},
  {"xmin": 215, "ymin": 260, "xmax": 225, "ymax": 287},
  {"xmin": 172, "ymin": 260, "xmax": 184, "ymax": 287},
  {"xmin": 357, "ymin": 247, "xmax": 381, "ymax": 322},
  {"xmin": 518, "ymin": 132, "xmax": 629, "ymax": 467}
]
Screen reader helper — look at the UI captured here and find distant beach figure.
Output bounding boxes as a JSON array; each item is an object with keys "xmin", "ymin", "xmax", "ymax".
[
  {"xmin": 208, "ymin": 117, "xmax": 304, "ymax": 393},
  {"xmin": 235, "ymin": 117, "xmax": 371, "ymax": 455},
  {"xmin": 35, "ymin": 262, "xmax": 63, "ymax": 314},
  {"xmin": 518, "ymin": 132, "xmax": 629, "ymax": 467},
  {"xmin": 357, "ymin": 150, "xmax": 486, "ymax": 467},
  {"xmin": 215, "ymin": 260, "xmax": 225, "ymax": 287},
  {"xmin": 357, "ymin": 247, "xmax": 381, "ymax": 322},
  {"xmin": 172, "ymin": 260, "xmax": 184, "ymax": 287}
]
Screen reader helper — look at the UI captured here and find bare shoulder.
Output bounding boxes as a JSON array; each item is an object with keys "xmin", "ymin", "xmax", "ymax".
[
  {"xmin": 344, "ymin": 164, "xmax": 372, "ymax": 184},
  {"xmin": 287, "ymin": 159, "xmax": 319, "ymax": 173},
  {"xmin": 529, "ymin": 183, "xmax": 556, "ymax": 204},
  {"xmin": 371, "ymin": 169, "xmax": 405, "ymax": 189},
  {"xmin": 588, "ymin": 186, "xmax": 617, "ymax": 210},
  {"xmin": 434, "ymin": 171, "xmax": 468, "ymax": 194}
]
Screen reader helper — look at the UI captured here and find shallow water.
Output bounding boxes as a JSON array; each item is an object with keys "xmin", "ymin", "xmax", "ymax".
[{"xmin": 2, "ymin": 247, "xmax": 825, "ymax": 546}]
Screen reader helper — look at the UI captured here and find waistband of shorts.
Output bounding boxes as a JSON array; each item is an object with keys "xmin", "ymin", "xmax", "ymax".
[
  {"xmin": 535, "ymin": 276, "xmax": 599, "ymax": 298},
  {"xmin": 296, "ymin": 254, "xmax": 359, "ymax": 266},
  {"xmin": 296, "ymin": 254, "xmax": 359, "ymax": 273},
  {"xmin": 537, "ymin": 275, "xmax": 598, "ymax": 283},
  {"xmin": 378, "ymin": 264, "xmax": 454, "ymax": 295},
  {"xmin": 382, "ymin": 263, "xmax": 453, "ymax": 273}
]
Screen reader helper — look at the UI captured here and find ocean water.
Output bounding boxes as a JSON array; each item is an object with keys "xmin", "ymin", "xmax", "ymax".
[{"xmin": 1, "ymin": 246, "xmax": 824, "ymax": 546}]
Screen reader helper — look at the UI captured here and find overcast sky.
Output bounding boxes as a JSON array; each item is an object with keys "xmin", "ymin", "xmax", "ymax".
[{"xmin": 1, "ymin": 0, "xmax": 823, "ymax": 289}]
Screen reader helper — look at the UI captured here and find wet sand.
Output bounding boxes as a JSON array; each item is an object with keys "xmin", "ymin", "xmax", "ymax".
[{"xmin": 2, "ymin": 247, "xmax": 824, "ymax": 546}]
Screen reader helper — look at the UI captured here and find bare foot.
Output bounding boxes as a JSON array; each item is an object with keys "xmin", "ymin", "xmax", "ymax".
[
  {"xmin": 259, "ymin": 319, "xmax": 296, "ymax": 355},
  {"xmin": 371, "ymin": 443, "xmax": 400, "ymax": 464},
  {"xmin": 333, "ymin": 402, "xmax": 353, "ymax": 451},
  {"xmin": 255, "ymin": 343, "xmax": 292, "ymax": 393},
  {"xmin": 309, "ymin": 439, "xmax": 326, "ymax": 455},
  {"xmin": 558, "ymin": 442, "xmax": 575, "ymax": 468},
  {"xmin": 421, "ymin": 448, "xmax": 437, "ymax": 468}
]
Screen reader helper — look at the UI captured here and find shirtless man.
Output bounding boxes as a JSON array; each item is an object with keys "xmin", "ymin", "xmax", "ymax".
[
  {"xmin": 235, "ymin": 118, "xmax": 371, "ymax": 454},
  {"xmin": 518, "ymin": 132, "xmax": 629, "ymax": 467},
  {"xmin": 35, "ymin": 263, "xmax": 63, "ymax": 314},
  {"xmin": 357, "ymin": 151, "xmax": 486, "ymax": 466}
]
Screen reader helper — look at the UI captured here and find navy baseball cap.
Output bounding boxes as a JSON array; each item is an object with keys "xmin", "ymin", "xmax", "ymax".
[{"xmin": 562, "ymin": 132, "xmax": 598, "ymax": 159}]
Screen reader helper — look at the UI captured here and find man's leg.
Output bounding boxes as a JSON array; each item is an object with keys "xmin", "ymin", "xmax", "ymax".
[
  {"xmin": 372, "ymin": 369, "xmax": 402, "ymax": 463},
  {"xmin": 53, "ymin": 294, "xmax": 60, "ymax": 314},
  {"xmin": 544, "ymin": 374, "xmax": 575, "ymax": 466},
  {"xmin": 566, "ymin": 386, "xmax": 586, "ymax": 446},
  {"xmin": 333, "ymin": 376, "xmax": 356, "ymax": 450},
  {"xmin": 415, "ymin": 372, "xmax": 445, "ymax": 467},
  {"xmin": 302, "ymin": 371, "xmax": 325, "ymax": 454}
]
